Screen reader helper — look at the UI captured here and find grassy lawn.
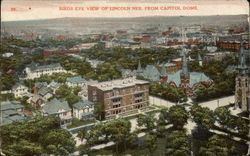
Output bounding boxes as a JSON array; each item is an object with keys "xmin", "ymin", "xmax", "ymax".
[
  {"xmin": 67, "ymin": 118, "xmax": 96, "ymax": 129},
  {"xmin": 89, "ymin": 135, "xmax": 166, "ymax": 156},
  {"xmin": 122, "ymin": 113, "xmax": 144, "ymax": 120}
]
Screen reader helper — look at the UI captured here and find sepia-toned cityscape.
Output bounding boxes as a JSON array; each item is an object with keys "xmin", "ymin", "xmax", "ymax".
[{"xmin": 1, "ymin": 1, "xmax": 250, "ymax": 155}]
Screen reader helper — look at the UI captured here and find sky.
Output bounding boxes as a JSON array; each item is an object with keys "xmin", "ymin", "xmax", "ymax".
[{"xmin": 1, "ymin": 0, "xmax": 249, "ymax": 21}]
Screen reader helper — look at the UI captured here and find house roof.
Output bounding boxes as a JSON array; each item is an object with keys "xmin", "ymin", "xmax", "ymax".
[
  {"xmin": 73, "ymin": 99, "xmax": 94, "ymax": 110},
  {"xmin": 66, "ymin": 76, "xmax": 86, "ymax": 84},
  {"xmin": 2, "ymin": 115, "xmax": 26, "ymax": 126},
  {"xmin": 27, "ymin": 63, "xmax": 63, "ymax": 71},
  {"xmin": 34, "ymin": 82, "xmax": 48, "ymax": 88},
  {"xmin": 49, "ymin": 81, "xmax": 60, "ymax": 88},
  {"xmin": 12, "ymin": 83, "xmax": 27, "ymax": 90},
  {"xmin": 43, "ymin": 98, "xmax": 71, "ymax": 115},
  {"xmin": 1, "ymin": 101, "xmax": 24, "ymax": 111},
  {"xmin": 166, "ymin": 70, "xmax": 211, "ymax": 87},
  {"xmin": 38, "ymin": 87, "xmax": 53, "ymax": 96},
  {"xmin": 29, "ymin": 94, "xmax": 44, "ymax": 102},
  {"xmin": 161, "ymin": 62, "xmax": 176, "ymax": 67},
  {"xmin": 142, "ymin": 65, "xmax": 161, "ymax": 81}
]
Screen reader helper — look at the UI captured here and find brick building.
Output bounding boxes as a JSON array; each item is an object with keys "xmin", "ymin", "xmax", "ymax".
[
  {"xmin": 43, "ymin": 49, "xmax": 80, "ymax": 58},
  {"xmin": 235, "ymin": 41, "xmax": 250, "ymax": 112},
  {"xmin": 88, "ymin": 77, "xmax": 149, "ymax": 119}
]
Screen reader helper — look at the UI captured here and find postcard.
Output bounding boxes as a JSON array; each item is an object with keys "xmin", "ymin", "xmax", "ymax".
[{"xmin": 1, "ymin": 0, "xmax": 249, "ymax": 155}]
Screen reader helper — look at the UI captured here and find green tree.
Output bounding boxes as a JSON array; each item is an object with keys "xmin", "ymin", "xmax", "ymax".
[
  {"xmin": 1, "ymin": 116, "xmax": 75, "ymax": 155},
  {"xmin": 42, "ymin": 129, "xmax": 75, "ymax": 155},
  {"xmin": 94, "ymin": 102, "xmax": 105, "ymax": 121},
  {"xmin": 214, "ymin": 107, "xmax": 235, "ymax": 130},
  {"xmin": 56, "ymin": 84, "xmax": 72, "ymax": 99},
  {"xmin": 77, "ymin": 129, "xmax": 87, "ymax": 142},
  {"xmin": 165, "ymin": 130, "xmax": 191, "ymax": 156},
  {"xmin": 190, "ymin": 104, "xmax": 214, "ymax": 129},
  {"xmin": 137, "ymin": 114, "xmax": 156, "ymax": 132},
  {"xmin": 166, "ymin": 105, "xmax": 189, "ymax": 130},
  {"xmin": 199, "ymin": 135, "xmax": 229, "ymax": 156},
  {"xmin": 145, "ymin": 133, "xmax": 157, "ymax": 155},
  {"xmin": 105, "ymin": 119, "xmax": 132, "ymax": 153}
]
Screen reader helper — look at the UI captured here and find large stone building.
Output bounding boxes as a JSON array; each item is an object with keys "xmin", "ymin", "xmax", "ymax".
[
  {"xmin": 235, "ymin": 41, "xmax": 250, "ymax": 111},
  {"xmin": 160, "ymin": 51, "xmax": 213, "ymax": 96},
  {"xmin": 88, "ymin": 77, "xmax": 149, "ymax": 119},
  {"xmin": 24, "ymin": 62, "xmax": 66, "ymax": 79}
]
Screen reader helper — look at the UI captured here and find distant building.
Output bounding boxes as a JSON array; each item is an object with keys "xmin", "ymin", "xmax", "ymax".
[
  {"xmin": 24, "ymin": 62, "xmax": 66, "ymax": 79},
  {"xmin": 72, "ymin": 43, "xmax": 98, "ymax": 50},
  {"xmin": 66, "ymin": 76, "xmax": 87, "ymax": 88},
  {"xmin": 48, "ymin": 81, "xmax": 61, "ymax": 93},
  {"xmin": 28, "ymin": 94, "xmax": 45, "ymax": 109},
  {"xmin": 2, "ymin": 52, "xmax": 13, "ymax": 58},
  {"xmin": 38, "ymin": 87, "xmax": 54, "ymax": 101},
  {"xmin": 42, "ymin": 98, "xmax": 72, "ymax": 125},
  {"xmin": 157, "ymin": 62, "xmax": 178, "ymax": 74},
  {"xmin": 160, "ymin": 51, "xmax": 213, "ymax": 96},
  {"xmin": 235, "ymin": 41, "xmax": 250, "ymax": 111},
  {"xmin": 1, "ymin": 101, "xmax": 25, "ymax": 126},
  {"xmin": 216, "ymin": 36, "xmax": 249, "ymax": 51},
  {"xmin": 33, "ymin": 82, "xmax": 48, "ymax": 94},
  {"xmin": 43, "ymin": 49, "xmax": 80, "ymax": 58},
  {"xmin": 203, "ymin": 51, "xmax": 233, "ymax": 62},
  {"xmin": 88, "ymin": 77, "xmax": 150, "ymax": 119},
  {"xmin": 11, "ymin": 83, "xmax": 29, "ymax": 98},
  {"xmin": 73, "ymin": 99, "xmax": 95, "ymax": 120}
]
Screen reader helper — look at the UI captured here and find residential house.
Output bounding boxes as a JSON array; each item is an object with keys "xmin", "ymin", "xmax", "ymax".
[
  {"xmin": 33, "ymin": 82, "xmax": 48, "ymax": 94},
  {"xmin": 66, "ymin": 76, "xmax": 87, "ymax": 88},
  {"xmin": 49, "ymin": 81, "xmax": 61, "ymax": 93},
  {"xmin": 28, "ymin": 94, "xmax": 45, "ymax": 109},
  {"xmin": 42, "ymin": 98, "xmax": 72, "ymax": 125},
  {"xmin": 38, "ymin": 87, "xmax": 54, "ymax": 100},
  {"xmin": 11, "ymin": 83, "xmax": 29, "ymax": 98},
  {"xmin": 73, "ymin": 99, "xmax": 95, "ymax": 120},
  {"xmin": 1, "ymin": 101, "xmax": 25, "ymax": 126}
]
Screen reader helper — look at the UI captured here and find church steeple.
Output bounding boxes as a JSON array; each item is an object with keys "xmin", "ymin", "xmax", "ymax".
[
  {"xmin": 137, "ymin": 60, "xmax": 143, "ymax": 73},
  {"xmin": 181, "ymin": 26, "xmax": 189, "ymax": 76},
  {"xmin": 161, "ymin": 67, "xmax": 167, "ymax": 76},
  {"xmin": 182, "ymin": 50, "xmax": 189, "ymax": 76},
  {"xmin": 237, "ymin": 40, "xmax": 248, "ymax": 75}
]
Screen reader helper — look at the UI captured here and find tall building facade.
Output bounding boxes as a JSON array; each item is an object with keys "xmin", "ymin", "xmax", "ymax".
[
  {"xmin": 235, "ymin": 41, "xmax": 250, "ymax": 111},
  {"xmin": 88, "ymin": 77, "xmax": 149, "ymax": 119}
]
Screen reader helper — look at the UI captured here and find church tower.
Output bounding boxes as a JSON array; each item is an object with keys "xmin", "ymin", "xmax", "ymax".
[
  {"xmin": 235, "ymin": 40, "xmax": 250, "ymax": 111},
  {"xmin": 136, "ymin": 60, "xmax": 143, "ymax": 77},
  {"xmin": 180, "ymin": 27, "xmax": 190, "ymax": 90}
]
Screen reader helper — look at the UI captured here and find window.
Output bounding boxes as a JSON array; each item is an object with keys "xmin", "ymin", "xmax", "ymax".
[
  {"xmin": 113, "ymin": 104, "xmax": 121, "ymax": 108},
  {"xmin": 135, "ymin": 99, "xmax": 143, "ymax": 103}
]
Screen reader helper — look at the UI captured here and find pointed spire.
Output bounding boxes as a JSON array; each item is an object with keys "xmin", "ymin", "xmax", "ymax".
[
  {"xmin": 137, "ymin": 60, "xmax": 143, "ymax": 73},
  {"xmin": 161, "ymin": 67, "xmax": 167, "ymax": 76},
  {"xmin": 182, "ymin": 51, "xmax": 189, "ymax": 76},
  {"xmin": 197, "ymin": 53, "xmax": 202, "ymax": 61},
  {"xmin": 237, "ymin": 40, "xmax": 248, "ymax": 75}
]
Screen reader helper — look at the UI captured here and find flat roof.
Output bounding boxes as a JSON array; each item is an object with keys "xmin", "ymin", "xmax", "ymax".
[{"xmin": 89, "ymin": 77, "xmax": 149, "ymax": 91}]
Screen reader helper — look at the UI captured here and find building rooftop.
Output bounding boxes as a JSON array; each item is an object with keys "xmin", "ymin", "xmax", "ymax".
[
  {"xmin": 34, "ymin": 82, "xmax": 48, "ymax": 88},
  {"xmin": 1, "ymin": 101, "xmax": 25, "ymax": 126},
  {"xmin": 27, "ymin": 62, "xmax": 64, "ymax": 72},
  {"xmin": 38, "ymin": 87, "xmax": 53, "ymax": 96},
  {"xmin": 73, "ymin": 99, "xmax": 94, "ymax": 110},
  {"xmin": 90, "ymin": 77, "xmax": 149, "ymax": 91},
  {"xmin": 43, "ymin": 98, "xmax": 71, "ymax": 115},
  {"xmin": 1, "ymin": 101, "xmax": 24, "ymax": 111},
  {"xmin": 49, "ymin": 81, "xmax": 60, "ymax": 88},
  {"xmin": 167, "ymin": 70, "xmax": 211, "ymax": 87},
  {"xmin": 66, "ymin": 76, "xmax": 87, "ymax": 84},
  {"xmin": 12, "ymin": 83, "xmax": 27, "ymax": 90}
]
